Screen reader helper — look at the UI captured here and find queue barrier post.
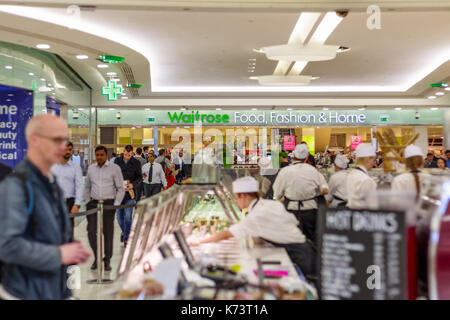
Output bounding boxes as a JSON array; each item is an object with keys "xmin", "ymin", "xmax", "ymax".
[{"xmin": 87, "ymin": 200, "xmax": 114, "ymax": 285}]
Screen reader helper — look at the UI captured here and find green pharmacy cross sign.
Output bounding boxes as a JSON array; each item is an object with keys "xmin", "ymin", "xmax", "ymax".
[{"xmin": 102, "ymin": 80, "xmax": 123, "ymax": 101}]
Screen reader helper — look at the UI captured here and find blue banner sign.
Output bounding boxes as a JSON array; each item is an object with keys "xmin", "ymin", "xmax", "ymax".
[{"xmin": 0, "ymin": 85, "xmax": 34, "ymax": 167}]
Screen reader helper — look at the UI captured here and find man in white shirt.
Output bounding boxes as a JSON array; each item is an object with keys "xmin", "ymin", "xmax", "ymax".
[
  {"xmin": 192, "ymin": 176, "xmax": 316, "ymax": 277},
  {"xmin": 325, "ymin": 154, "xmax": 349, "ymax": 209},
  {"xmin": 142, "ymin": 152, "xmax": 167, "ymax": 198},
  {"xmin": 71, "ymin": 150, "xmax": 81, "ymax": 166},
  {"xmin": 51, "ymin": 141, "xmax": 83, "ymax": 239},
  {"xmin": 345, "ymin": 143, "xmax": 377, "ymax": 209},
  {"xmin": 272, "ymin": 143, "xmax": 328, "ymax": 243},
  {"xmin": 84, "ymin": 146, "xmax": 125, "ymax": 271}
]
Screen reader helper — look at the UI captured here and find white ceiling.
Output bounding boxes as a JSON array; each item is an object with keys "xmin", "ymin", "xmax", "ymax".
[{"xmin": 0, "ymin": 2, "xmax": 449, "ymax": 108}]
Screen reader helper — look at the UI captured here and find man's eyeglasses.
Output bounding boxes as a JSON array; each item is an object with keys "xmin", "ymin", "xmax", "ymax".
[{"xmin": 35, "ymin": 133, "xmax": 69, "ymax": 145}]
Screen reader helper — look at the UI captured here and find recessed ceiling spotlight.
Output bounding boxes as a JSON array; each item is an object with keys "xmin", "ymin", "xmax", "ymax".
[
  {"xmin": 97, "ymin": 64, "xmax": 108, "ymax": 68},
  {"xmin": 121, "ymin": 96, "xmax": 128, "ymax": 99},
  {"xmin": 311, "ymin": 76, "xmax": 320, "ymax": 80},
  {"xmin": 40, "ymin": 78, "xmax": 46, "ymax": 81},
  {"xmin": 216, "ymin": 108, "xmax": 222, "ymax": 110},
  {"xmin": 78, "ymin": 108, "xmax": 85, "ymax": 111},
  {"xmin": 76, "ymin": 55, "xmax": 88, "ymax": 60},
  {"xmin": 108, "ymin": 108, "xmax": 115, "ymax": 110},
  {"xmin": 323, "ymin": 107, "xmax": 329, "ymax": 110},
  {"xmin": 337, "ymin": 46, "xmax": 351, "ymax": 53},
  {"xmin": 28, "ymin": 72, "xmax": 34, "ymax": 76},
  {"xmin": 394, "ymin": 107, "xmax": 402, "ymax": 110},
  {"xmin": 145, "ymin": 108, "xmax": 151, "ymax": 110},
  {"xmin": 445, "ymin": 87, "xmax": 450, "ymax": 91},
  {"xmin": 248, "ymin": 70, "xmax": 255, "ymax": 73},
  {"xmin": 428, "ymin": 96, "xmax": 437, "ymax": 99},
  {"xmin": 249, "ymin": 76, "xmax": 258, "ymax": 80},
  {"xmin": 287, "ymin": 108, "xmax": 293, "ymax": 111},
  {"xmin": 430, "ymin": 107, "xmax": 439, "ymax": 111},
  {"xmin": 4, "ymin": 66, "xmax": 12, "ymax": 70},
  {"xmin": 107, "ymin": 72, "xmax": 117, "ymax": 76},
  {"xmin": 180, "ymin": 107, "xmax": 186, "ymax": 110},
  {"xmin": 253, "ymin": 48, "xmax": 264, "ymax": 53},
  {"xmin": 358, "ymin": 107, "xmax": 366, "ymax": 110},
  {"xmin": 36, "ymin": 44, "xmax": 50, "ymax": 49},
  {"xmin": 251, "ymin": 108, "xmax": 257, "ymax": 111},
  {"xmin": 435, "ymin": 92, "xmax": 445, "ymax": 96}
]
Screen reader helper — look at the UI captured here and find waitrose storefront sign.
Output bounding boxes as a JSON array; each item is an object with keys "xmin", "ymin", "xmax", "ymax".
[{"xmin": 69, "ymin": 109, "xmax": 445, "ymax": 126}]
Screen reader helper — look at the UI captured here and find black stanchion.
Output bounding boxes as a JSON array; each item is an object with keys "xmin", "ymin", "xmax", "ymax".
[{"xmin": 87, "ymin": 200, "xmax": 114, "ymax": 285}]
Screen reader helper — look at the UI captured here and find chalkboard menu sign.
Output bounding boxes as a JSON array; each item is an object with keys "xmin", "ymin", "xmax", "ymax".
[{"xmin": 317, "ymin": 208, "xmax": 407, "ymax": 300}]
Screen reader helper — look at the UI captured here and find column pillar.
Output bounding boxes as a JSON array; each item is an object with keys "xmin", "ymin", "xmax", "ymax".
[
  {"xmin": 153, "ymin": 126, "xmax": 159, "ymax": 153},
  {"xmin": 414, "ymin": 126, "xmax": 429, "ymax": 154}
]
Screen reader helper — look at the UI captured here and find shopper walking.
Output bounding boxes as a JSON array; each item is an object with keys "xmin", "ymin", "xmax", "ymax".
[
  {"xmin": 300, "ymin": 141, "xmax": 316, "ymax": 167},
  {"xmin": 114, "ymin": 145, "xmax": 142, "ymax": 247},
  {"xmin": 133, "ymin": 147, "xmax": 147, "ymax": 202},
  {"xmin": 84, "ymin": 146, "xmax": 124, "ymax": 271},
  {"xmin": 424, "ymin": 152, "xmax": 437, "ymax": 168},
  {"xmin": 445, "ymin": 150, "xmax": 450, "ymax": 168},
  {"xmin": 0, "ymin": 114, "xmax": 90, "ymax": 300},
  {"xmin": 71, "ymin": 150, "xmax": 81, "ymax": 166},
  {"xmin": 142, "ymin": 146, "xmax": 150, "ymax": 162},
  {"xmin": 142, "ymin": 153, "xmax": 167, "ymax": 197},
  {"xmin": 325, "ymin": 154, "xmax": 349, "ymax": 208},
  {"xmin": 436, "ymin": 157, "xmax": 449, "ymax": 171},
  {"xmin": 273, "ymin": 143, "xmax": 329, "ymax": 243},
  {"xmin": 155, "ymin": 148, "xmax": 171, "ymax": 174},
  {"xmin": 110, "ymin": 152, "xmax": 117, "ymax": 163},
  {"xmin": 391, "ymin": 145, "xmax": 429, "ymax": 201},
  {"xmin": 51, "ymin": 141, "xmax": 84, "ymax": 239},
  {"xmin": 345, "ymin": 143, "xmax": 377, "ymax": 209}
]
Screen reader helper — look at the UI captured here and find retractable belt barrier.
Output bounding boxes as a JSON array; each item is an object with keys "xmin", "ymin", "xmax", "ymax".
[
  {"xmin": 69, "ymin": 203, "xmax": 137, "ymax": 218},
  {"xmin": 69, "ymin": 200, "xmax": 137, "ymax": 285}
]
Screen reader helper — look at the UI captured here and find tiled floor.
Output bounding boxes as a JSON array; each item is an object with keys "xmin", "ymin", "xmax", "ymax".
[{"xmin": 71, "ymin": 216, "xmax": 126, "ymax": 300}]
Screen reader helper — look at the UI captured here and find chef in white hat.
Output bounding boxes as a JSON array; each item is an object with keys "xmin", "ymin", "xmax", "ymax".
[
  {"xmin": 325, "ymin": 154, "xmax": 349, "ymax": 209},
  {"xmin": 391, "ymin": 145, "xmax": 429, "ymax": 201},
  {"xmin": 192, "ymin": 176, "xmax": 316, "ymax": 276},
  {"xmin": 345, "ymin": 143, "xmax": 377, "ymax": 209},
  {"xmin": 272, "ymin": 143, "xmax": 328, "ymax": 243}
]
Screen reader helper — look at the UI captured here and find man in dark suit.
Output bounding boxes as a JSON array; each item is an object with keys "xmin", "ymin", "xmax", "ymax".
[{"xmin": 0, "ymin": 162, "xmax": 12, "ymax": 181}]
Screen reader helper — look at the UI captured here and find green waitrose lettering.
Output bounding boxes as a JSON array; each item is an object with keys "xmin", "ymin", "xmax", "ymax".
[{"xmin": 168, "ymin": 111, "xmax": 230, "ymax": 124}]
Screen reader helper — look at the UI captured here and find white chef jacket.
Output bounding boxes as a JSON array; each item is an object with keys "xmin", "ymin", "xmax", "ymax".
[
  {"xmin": 325, "ymin": 170, "xmax": 349, "ymax": 208},
  {"xmin": 272, "ymin": 162, "xmax": 328, "ymax": 211},
  {"xmin": 345, "ymin": 166, "xmax": 377, "ymax": 209},
  {"xmin": 391, "ymin": 172, "xmax": 430, "ymax": 194},
  {"xmin": 229, "ymin": 199, "xmax": 306, "ymax": 244}
]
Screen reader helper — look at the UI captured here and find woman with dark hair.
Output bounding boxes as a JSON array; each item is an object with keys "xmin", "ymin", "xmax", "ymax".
[
  {"xmin": 391, "ymin": 145, "xmax": 429, "ymax": 201},
  {"xmin": 436, "ymin": 157, "xmax": 449, "ymax": 171}
]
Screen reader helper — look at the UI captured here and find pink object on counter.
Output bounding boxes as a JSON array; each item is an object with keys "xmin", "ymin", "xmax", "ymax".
[{"xmin": 253, "ymin": 270, "xmax": 288, "ymax": 277}]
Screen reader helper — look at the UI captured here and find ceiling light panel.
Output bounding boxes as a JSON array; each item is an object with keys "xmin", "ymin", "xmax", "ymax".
[
  {"xmin": 273, "ymin": 12, "xmax": 321, "ymax": 76},
  {"xmin": 289, "ymin": 12, "xmax": 344, "ymax": 76}
]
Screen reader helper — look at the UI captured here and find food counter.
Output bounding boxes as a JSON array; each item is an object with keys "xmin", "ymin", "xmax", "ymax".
[{"xmin": 114, "ymin": 182, "xmax": 316, "ymax": 300}]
